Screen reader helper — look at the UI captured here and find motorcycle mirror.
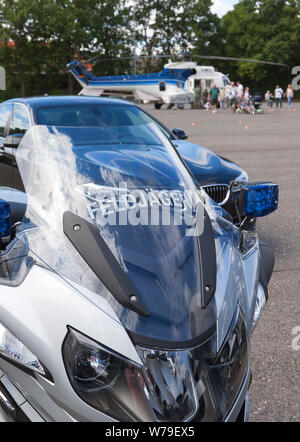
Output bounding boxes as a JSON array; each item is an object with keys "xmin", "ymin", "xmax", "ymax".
[
  {"xmin": 172, "ymin": 128, "xmax": 188, "ymax": 140},
  {"xmin": 3, "ymin": 134, "xmax": 23, "ymax": 148},
  {"xmin": 0, "ymin": 200, "xmax": 11, "ymax": 242},
  {"xmin": 240, "ymin": 182, "xmax": 279, "ymax": 218}
]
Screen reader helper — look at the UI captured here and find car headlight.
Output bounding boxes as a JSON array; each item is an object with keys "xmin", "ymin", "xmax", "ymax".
[
  {"xmin": 235, "ymin": 169, "xmax": 249, "ymax": 183},
  {"xmin": 0, "ymin": 322, "xmax": 45, "ymax": 376}
]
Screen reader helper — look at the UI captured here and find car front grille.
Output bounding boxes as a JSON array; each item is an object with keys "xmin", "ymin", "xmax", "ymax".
[{"xmin": 203, "ymin": 184, "xmax": 229, "ymax": 205}]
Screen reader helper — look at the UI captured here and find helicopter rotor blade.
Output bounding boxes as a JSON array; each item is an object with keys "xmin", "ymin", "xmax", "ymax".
[
  {"xmin": 69, "ymin": 48, "xmax": 288, "ymax": 68},
  {"xmin": 192, "ymin": 54, "xmax": 288, "ymax": 67},
  {"xmin": 81, "ymin": 54, "xmax": 174, "ymax": 63},
  {"xmin": 82, "ymin": 55, "xmax": 137, "ymax": 63}
]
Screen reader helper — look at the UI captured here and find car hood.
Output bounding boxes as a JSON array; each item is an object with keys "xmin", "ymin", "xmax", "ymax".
[
  {"xmin": 74, "ymin": 143, "xmax": 192, "ymax": 190},
  {"xmin": 174, "ymin": 140, "xmax": 243, "ymax": 185}
]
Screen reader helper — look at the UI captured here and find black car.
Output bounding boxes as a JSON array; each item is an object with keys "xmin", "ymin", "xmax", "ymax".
[{"xmin": 0, "ymin": 96, "xmax": 248, "ymax": 222}]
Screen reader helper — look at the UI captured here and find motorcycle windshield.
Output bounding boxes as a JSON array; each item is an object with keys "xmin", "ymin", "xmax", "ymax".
[{"xmin": 15, "ymin": 123, "xmax": 216, "ymax": 345}]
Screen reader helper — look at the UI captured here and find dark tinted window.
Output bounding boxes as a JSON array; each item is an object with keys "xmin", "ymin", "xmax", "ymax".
[
  {"xmin": 9, "ymin": 104, "xmax": 30, "ymax": 136},
  {"xmin": 159, "ymin": 81, "xmax": 166, "ymax": 92},
  {"xmin": 37, "ymin": 104, "xmax": 174, "ymax": 140},
  {"xmin": 0, "ymin": 103, "xmax": 12, "ymax": 138},
  {"xmin": 36, "ymin": 104, "xmax": 157, "ymax": 127}
]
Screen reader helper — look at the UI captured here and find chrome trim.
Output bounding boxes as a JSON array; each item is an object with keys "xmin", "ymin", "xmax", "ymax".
[
  {"xmin": 0, "ymin": 388, "xmax": 15, "ymax": 413},
  {"xmin": 0, "ymin": 375, "xmax": 25, "ymax": 406},
  {"xmin": 202, "ymin": 184, "xmax": 230, "ymax": 206},
  {"xmin": 20, "ymin": 402, "xmax": 45, "ymax": 422},
  {"xmin": 252, "ymin": 283, "xmax": 267, "ymax": 332},
  {"xmin": 244, "ymin": 392, "xmax": 250, "ymax": 422}
]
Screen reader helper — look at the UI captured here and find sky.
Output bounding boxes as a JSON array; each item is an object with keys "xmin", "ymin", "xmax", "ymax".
[{"xmin": 211, "ymin": 0, "xmax": 239, "ymax": 17}]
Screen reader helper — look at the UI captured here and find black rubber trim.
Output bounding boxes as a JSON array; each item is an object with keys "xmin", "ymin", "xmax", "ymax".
[
  {"xmin": 63, "ymin": 212, "xmax": 149, "ymax": 317},
  {"xmin": 259, "ymin": 240, "xmax": 275, "ymax": 300},
  {"xmin": 127, "ymin": 325, "xmax": 216, "ymax": 350},
  {"xmin": 0, "ymin": 352, "xmax": 54, "ymax": 384},
  {"xmin": 198, "ymin": 210, "xmax": 217, "ymax": 308}
]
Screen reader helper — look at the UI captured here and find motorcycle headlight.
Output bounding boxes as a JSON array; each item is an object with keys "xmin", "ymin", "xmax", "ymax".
[
  {"xmin": 207, "ymin": 307, "xmax": 249, "ymax": 416},
  {"xmin": 63, "ymin": 327, "xmax": 156, "ymax": 421},
  {"xmin": 0, "ymin": 323, "xmax": 45, "ymax": 376},
  {"xmin": 63, "ymin": 328, "xmax": 215, "ymax": 422},
  {"xmin": 63, "ymin": 325, "xmax": 249, "ymax": 422}
]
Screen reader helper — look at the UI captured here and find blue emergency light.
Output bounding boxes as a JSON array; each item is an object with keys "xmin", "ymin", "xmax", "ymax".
[
  {"xmin": 240, "ymin": 182, "xmax": 279, "ymax": 218},
  {"xmin": 0, "ymin": 200, "xmax": 11, "ymax": 238}
]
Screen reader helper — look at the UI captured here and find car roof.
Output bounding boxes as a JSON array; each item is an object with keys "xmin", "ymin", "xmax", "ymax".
[{"xmin": 3, "ymin": 95, "xmax": 135, "ymax": 109}]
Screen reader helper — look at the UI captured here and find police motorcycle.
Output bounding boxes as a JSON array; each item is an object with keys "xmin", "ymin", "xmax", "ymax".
[{"xmin": 0, "ymin": 123, "xmax": 278, "ymax": 422}]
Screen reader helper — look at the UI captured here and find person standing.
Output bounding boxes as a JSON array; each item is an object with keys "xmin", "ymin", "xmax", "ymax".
[
  {"xmin": 237, "ymin": 82, "xmax": 244, "ymax": 112},
  {"xmin": 203, "ymin": 88, "xmax": 209, "ymax": 107},
  {"xmin": 275, "ymin": 85, "xmax": 284, "ymax": 108},
  {"xmin": 244, "ymin": 87, "xmax": 250, "ymax": 104},
  {"xmin": 236, "ymin": 81, "xmax": 244, "ymax": 101},
  {"xmin": 229, "ymin": 82, "xmax": 237, "ymax": 112},
  {"xmin": 286, "ymin": 84, "xmax": 294, "ymax": 108},
  {"xmin": 224, "ymin": 83, "xmax": 231, "ymax": 109},
  {"xmin": 194, "ymin": 86, "xmax": 201, "ymax": 109},
  {"xmin": 218, "ymin": 88, "xmax": 225, "ymax": 109},
  {"xmin": 209, "ymin": 83, "xmax": 220, "ymax": 113}
]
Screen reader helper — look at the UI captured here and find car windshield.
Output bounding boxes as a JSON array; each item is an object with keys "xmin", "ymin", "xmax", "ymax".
[{"xmin": 36, "ymin": 103, "xmax": 172, "ymax": 145}]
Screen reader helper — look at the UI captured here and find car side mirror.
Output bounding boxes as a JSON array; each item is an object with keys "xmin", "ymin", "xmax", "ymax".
[
  {"xmin": 240, "ymin": 182, "xmax": 279, "ymax": 218},
  {"xmin": 172, "ymin": 128, "xmax": 188, "ymax": 140},
  {"xmin": 3, "ymin": 134, "xmax": 23, "ymax": 148}
]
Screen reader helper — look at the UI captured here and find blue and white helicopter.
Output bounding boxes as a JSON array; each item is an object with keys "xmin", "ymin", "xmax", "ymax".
[{"xmin": 67, "ymin": 52, "xmax": 288, "ymax": 109}]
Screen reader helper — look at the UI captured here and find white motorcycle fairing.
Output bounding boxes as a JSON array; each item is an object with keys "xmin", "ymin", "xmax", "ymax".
[{"xmin": 0, "ymin": 124, "xmax": 264, "ymax": 422}]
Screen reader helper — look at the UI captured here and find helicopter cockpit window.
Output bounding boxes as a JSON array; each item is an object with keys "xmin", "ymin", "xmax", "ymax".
[{"xmin": 159, "ymin": 81, "xmax": 166, "ymax": 92}]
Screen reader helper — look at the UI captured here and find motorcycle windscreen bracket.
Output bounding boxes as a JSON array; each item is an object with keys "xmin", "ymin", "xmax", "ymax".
[
  {"xmin": 63, "ymin": 210, "xmax": 217, "ymax": 317},
  {"xmin": 63, "ymin": 211, "xmax": 149, "ymax": 317},
  {"xmin": 198, "ymin": 210, "xmax": 217, "ymax": 308}
]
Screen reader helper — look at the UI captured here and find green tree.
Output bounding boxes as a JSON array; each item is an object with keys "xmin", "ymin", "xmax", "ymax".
[
  {"xmin": 133, "ymin": 0, "xmax": 219, "ymax": 72},
  {"xmin": 220, "ymin": 0, "xmax": 300, "ymax": 91},
  {"xmin": 0, "ymin": 0, "xmax": 131, "ymax": 98}
]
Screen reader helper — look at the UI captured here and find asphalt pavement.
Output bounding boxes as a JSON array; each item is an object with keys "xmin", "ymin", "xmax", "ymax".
[{"xmin": 143, "ymin": 102, "xmax": 300, "ymax": 422}]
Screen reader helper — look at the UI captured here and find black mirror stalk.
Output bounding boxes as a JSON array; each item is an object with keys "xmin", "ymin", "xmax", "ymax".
[{"xmin": 172, "ymin": 128, "xmax": 188, "ymax": 140}]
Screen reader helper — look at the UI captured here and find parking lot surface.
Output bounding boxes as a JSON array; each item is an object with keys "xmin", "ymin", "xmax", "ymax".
[{"xmin": 143, "ymin": 103, "xmax": 300, "ymax": 422}]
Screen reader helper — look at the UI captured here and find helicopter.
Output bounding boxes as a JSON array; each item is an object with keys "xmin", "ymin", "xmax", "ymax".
[{"xmin": 66, "ymin": 50, "xmax": 288, "ymax": 110}]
